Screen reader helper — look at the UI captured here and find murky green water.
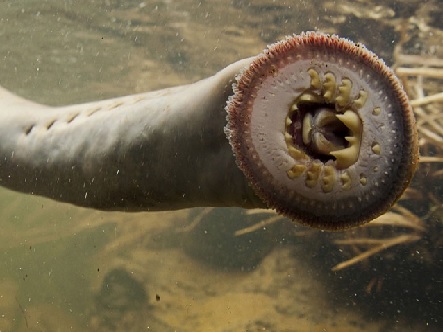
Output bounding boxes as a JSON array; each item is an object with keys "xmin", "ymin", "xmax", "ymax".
[{"xmin": 0, "ymin": 0, "xmax": 442, "ymax": 331}]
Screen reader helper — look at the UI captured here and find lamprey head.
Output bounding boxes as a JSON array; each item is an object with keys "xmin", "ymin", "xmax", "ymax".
[{"xmin": 226, "ymin": 32, "xmax": 418, "ymax": 230}]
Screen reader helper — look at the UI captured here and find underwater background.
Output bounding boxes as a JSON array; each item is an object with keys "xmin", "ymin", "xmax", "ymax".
[{"xmin": 0, "ymin": 0, "xmax": 442, "ymax": 331}]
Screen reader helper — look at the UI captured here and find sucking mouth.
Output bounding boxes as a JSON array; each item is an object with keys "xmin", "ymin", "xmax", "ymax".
[
  {"xmin": 226, "ymin": 32, "xmax": 418, "ymax": 230},
  {"xmin": 285, "ymin": 72, "xmax": 364, "ymax": 171},
  {"xmin": 284, "ymin": 67, "xmax": 367, "ymax": 191},
  {"xmin": 287, "ymin": 101, "xmax": 361, "ymax": 168}
]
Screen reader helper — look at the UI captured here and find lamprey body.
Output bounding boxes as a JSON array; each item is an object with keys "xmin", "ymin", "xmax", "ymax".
[{"xmin": 0, "ymin": 33, "xmax": 418, "ymax": 230}]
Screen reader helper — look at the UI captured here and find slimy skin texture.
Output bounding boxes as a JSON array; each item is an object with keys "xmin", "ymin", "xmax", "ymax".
[
  {"xmin": 0, "ymin": 58, "xmax": 263, "ymax": 211},
  {"xmin": 0, "ymin": 32, "xmax": 418, "ymax": 230}
]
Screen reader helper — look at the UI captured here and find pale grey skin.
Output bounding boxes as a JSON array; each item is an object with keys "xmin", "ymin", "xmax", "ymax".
[{"xmin": 0, "ymin": 57, "xmax": 264, "ymax": 211}]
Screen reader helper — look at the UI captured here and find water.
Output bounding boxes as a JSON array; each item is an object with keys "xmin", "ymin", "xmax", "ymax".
[{"xmin": 0, "ymin": 0, "xmax": 442, "ymax": 331}]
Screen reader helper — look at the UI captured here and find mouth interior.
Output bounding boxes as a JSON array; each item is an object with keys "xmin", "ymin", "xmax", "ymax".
[{"xmin": 288, "ymin": 102, "xmax": 351, "ymax": 164}]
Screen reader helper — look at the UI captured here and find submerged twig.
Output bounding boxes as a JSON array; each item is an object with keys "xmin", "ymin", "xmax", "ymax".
[
  {"xmin": 234, "ymin": 214, "xmax": 283, "ymax": 236},
  {"xmin": 332, "ymin": 234, "xmax": 421, "ymax": 271}
]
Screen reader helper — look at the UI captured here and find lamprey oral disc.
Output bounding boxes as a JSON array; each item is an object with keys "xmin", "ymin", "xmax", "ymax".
[{"xmin": 226, "ymin": 32, "xmax": 418, "ymax": 230}]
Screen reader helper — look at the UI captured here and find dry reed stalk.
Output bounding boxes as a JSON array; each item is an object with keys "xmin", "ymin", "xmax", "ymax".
[
  {"xmin": 234, "ymin": 214, "xmax": 283, "ymax": 236},
  {"xmin": 331, "ymin": 202, "xmax": 426, "ymax": 272},
  {"xmin": 175, "ymin": 207, "xmax": 214, "ymax": 233},
  {"xmin": 332, "ymin": 234, "xmax": 421, "ymax": 271}
]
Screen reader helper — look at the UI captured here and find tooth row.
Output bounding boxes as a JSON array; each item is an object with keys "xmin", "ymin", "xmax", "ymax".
[
  {"xmin": 308, "ymin": 68, "xmax": 368, "ymax": 110},
  {"xmin": 288, "ymin": 146, "xmax": 306, "ymax": 159},
  {"xmin": 283, "ymin": 68, "xmax": 374, "ymax": 193},
  {"xmin": 336, "ymin": 79, "xmax": 352, "ymax": 107},
  {"xmin": 287, "ymin": 164, "xmax": 306, "ymax": 179},
  {"xmin": 284, "ymin": 132, "xmax": 308, "ymax": 161},
  {"xmin": 308, "ymin": 68, "xmax": 321, "ymax": 89},
  {"xmin": 306, "ymin": 162, "xmax": 321, "ymax": 188},
  {"xmin": 353, "ymin": 91, "xmax": 368, "ymax": 108},
  {"xmin": 323, "ymin": 73, "xmax": 336, "ymax": 103},
  {"xmin": 286, "ymin": 161, "xmax": 360, "ymax": 192},
  {"xmin": 298, "ymin": 91, "xmax": 322, "ymax": 103},
  {"xmin": 322, "ymin": 166, "xmax": 336, "ymax": 192},
  {"xmin": 340, "ymin": 172, "xmax": 351, "ymax": 190}
]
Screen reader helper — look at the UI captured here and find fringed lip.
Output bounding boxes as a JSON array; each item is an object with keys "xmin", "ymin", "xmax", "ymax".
[{"xmin": 226, "ymin": 32, "xmax": 418, "ymax": 230}]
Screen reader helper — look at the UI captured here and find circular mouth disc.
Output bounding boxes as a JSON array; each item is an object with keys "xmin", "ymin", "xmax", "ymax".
[{"xmin": 225, "ymin": 32, "xmax": 418, "ymax": 230}]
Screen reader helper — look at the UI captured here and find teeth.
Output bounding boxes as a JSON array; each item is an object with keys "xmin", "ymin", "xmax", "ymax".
[
  {"xmin": 330, "ymin": 145, "xmax": 359, "ymax": 169},
  {"xmin": 340, "ymin": 172, "xmax": 352, "ymax": 190},
  {"xmin": 307, "ymin": 110, "xmax": 346, "ymax": 154},
  {"xmin": 336, "ymin": 79, "xmax": 352, "ymax": 107},
  {"xmin": 335, "ymin": 110, "xmax": 360, "ymax": 133},
  {"xmin": 288, "ymin": 146, "xmax": 306, "ymax": 159},
  {"xmin": 308, "ymin": 68, "xmax": 321, "ymax": 89},
  {"xmin": 331, "ymin": 110, "xmax": 362, "ymax": 169},
  {"xmin": 305, "ymin": 163, "xmax": 321, "ymax": 188},
  {"xmin": 345, "ymin": 136, "xmax": 357, "ymax": 144},
  {"xmin": 354, "ymin": 90, "xmax": 368, "ymax": 108},
  {"xmin": 323, "ymin": 72, "xmax": 336, "ymax": 102},
  {"xmin": 360, "ymin": 174, "xmax": 368, "ymax": 186},
  {"xmin": 285, "ymin": 71, "xmax": 367, "ymax": 180},
  {"xmin": 372, "ymin": 107, "xmax": 381, "ymax": 116},
  {"xmin": 299, "ymin": 91, "xmax": 322, "ymax": 103},
  {"xmin": 285, "ymin": 116, "xmax": 293, "ymax": 126},
  {"xmin": 287, "ymin": 164, "xmax": 306, "ymax": 179},
  {"xmin": 284, "ymin": 132, "xmax": 293, "ymax": 144},
  {"xmin": 371, "ymin": 142, "xmax": 381, "ymax": 155},
  {"xmin": 321, "ymin": 165, "xmax": 336, "ymax": 193}
]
